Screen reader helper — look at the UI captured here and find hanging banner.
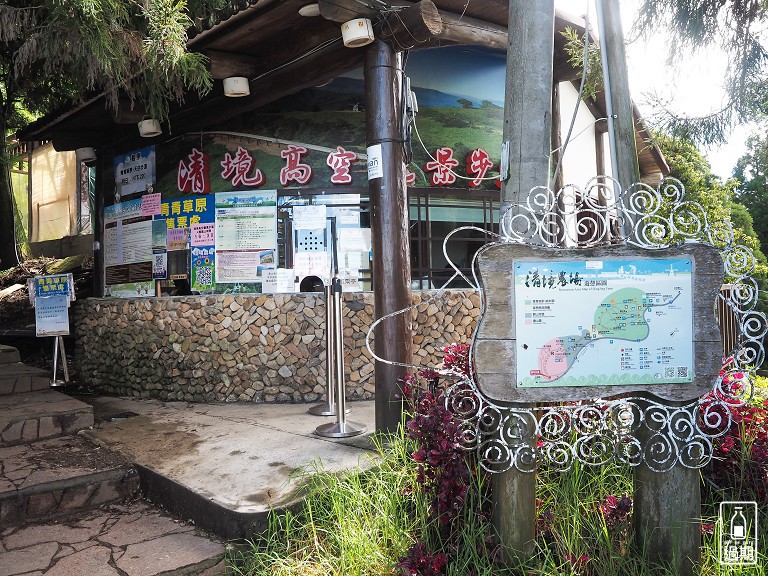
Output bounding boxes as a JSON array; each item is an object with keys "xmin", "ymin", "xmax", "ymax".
[{"xmin": 214, "ymin": 191, "xmax": 277, "ymax": 283}]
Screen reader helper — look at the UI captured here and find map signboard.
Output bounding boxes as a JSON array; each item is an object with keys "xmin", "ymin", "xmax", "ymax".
[
  {"xmin": 514, "ymin": 258, "xmax": 694, "ymax": 388},
  {"xmin": 473, "ymin": 242, "xmax": 723, "ymax": 403}
]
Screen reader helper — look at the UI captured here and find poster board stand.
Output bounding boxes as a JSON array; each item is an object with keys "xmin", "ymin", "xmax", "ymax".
[
  {"xmin": 28, "ymin": 274, "xmax": 75, "ymax": 387},
  {"xmin": 51, "ymin": 335, "xmax": 70, "ymax": 386},
  {"xmin": 308, "ymin": 217, "xmax": 350, "ymax": 417}
]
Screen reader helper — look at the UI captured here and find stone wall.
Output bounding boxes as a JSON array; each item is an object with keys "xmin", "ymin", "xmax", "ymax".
[{"xmin": 73, "ymin": 290, "xmax": 480, "ymax": 403}]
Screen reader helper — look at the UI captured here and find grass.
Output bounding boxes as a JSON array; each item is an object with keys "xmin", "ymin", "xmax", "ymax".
[
  {"xmin": 228, "ymin": 431, "xmax": 430, "ymax": 575},
  {"xmin": 228, "ymin": 387, "xmax": 768, "ymax": 575}
]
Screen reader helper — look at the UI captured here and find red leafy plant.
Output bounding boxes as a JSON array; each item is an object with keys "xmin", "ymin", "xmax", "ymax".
[
  {"xmin": 701, "ymin": 359, "xmax": 768, "ymax": 500},
  {"xmin": 397, "ymin": 344, "xmax": 499, "ymax": 575},
  {"xmin": 396, "ymin": 542, "xmax": 447, "ymax": 576},
  {"xmin": 599, "ymin": 494, "xmax": 632, "ymax": 529}
]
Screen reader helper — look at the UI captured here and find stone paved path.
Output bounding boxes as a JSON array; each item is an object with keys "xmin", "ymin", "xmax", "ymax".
[{"xmin": 0, "ymin": 500, "xmax": 227, "ymax": 576}]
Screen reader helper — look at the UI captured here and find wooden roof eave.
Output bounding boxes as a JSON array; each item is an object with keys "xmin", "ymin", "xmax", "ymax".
[{"xmin": 17, "ymin": 2, "xmax": 624, "ymax": 153}]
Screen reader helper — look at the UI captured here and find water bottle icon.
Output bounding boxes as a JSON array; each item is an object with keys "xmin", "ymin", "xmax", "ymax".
[{"xmin": 730, "ymin": 506, "xmax": 747, "ymax": 540}]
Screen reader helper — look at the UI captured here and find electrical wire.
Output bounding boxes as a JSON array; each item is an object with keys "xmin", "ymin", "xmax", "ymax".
[
  {"xmin": 249, "ymin": 37, "xmax": 343, "ymax": 83},
  {"xmin": 551, "ymin": 117, "xmax": 608, "ymax": 155},
  {"xmin": 400, "ymin": 3, "xmax": 596, "ymax": 188}
]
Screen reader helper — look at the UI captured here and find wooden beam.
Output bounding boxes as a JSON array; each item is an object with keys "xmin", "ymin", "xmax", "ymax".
[
  {"xmin": 111, "ymin": 98, "xmax": 145, "ymax": 125},
  {"xmin": 167, "ymin": 43, "xmax": 364, "ymax": 134},
  {"xmin": 494, "ymin": 0, "xmax": 555, "ymax": 563},
  {"xmin": 204, "ymin": 49, "xmax": 261, "ymax": 80},
  {"xmin": 377, "ymin": 1, "xmax": 442, "ymax": 49},
  {"xmin": 436, "ymin": 10, "xmax": 507, "ymax": 49},
  {"xmin": 318, "ymin": 0, "xmax": 376, "ymax": 23}
]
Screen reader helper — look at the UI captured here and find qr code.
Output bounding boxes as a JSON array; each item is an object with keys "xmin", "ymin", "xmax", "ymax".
[
  {"xmin": 665, "ymin": 366, "xmax": 689, "ymax": 378},
  {"xmin": 195, "ymin": 265, "xmax": 213, "ymax": 289}
]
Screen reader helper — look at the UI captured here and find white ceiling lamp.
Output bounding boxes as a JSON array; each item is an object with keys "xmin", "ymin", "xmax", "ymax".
[
  {"xmin": 341, "ymin": 18, "xmax": 375, "ymax": 48},
  {"xmin": 298, "ymin": 3, "xmax": 321, "ymax": 17},
  {"xmin": 223, "ymin": 76, "xmax": 251, "ymax": 97},
  {"xmin": 75, "ymin": 147, "xmax": 97, "ymax": 164},
  {"xmin": 137, "ymin": 118, "xmax": 162, "ymax": 138}
]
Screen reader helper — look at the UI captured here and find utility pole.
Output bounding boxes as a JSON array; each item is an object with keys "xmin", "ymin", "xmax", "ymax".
[
  {"xmin": 595, "ymin": 0, "xmax": 639, "ymax": 193},
  {"xmin": 494, "ymin": 0, "xmax": 554, "ymax": 560},
  {"xmin": 364, "ymin": 40, "xmax": 413, "ymax": 434}
]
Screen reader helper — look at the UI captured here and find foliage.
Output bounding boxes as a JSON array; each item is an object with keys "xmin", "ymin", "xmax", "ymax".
[
  {"xmin": 228, "ymin": 430, "xmax": 424, "ymax": 576},
  {"xmin": 229, "ymin": 347, "xmax": 768, "ymax": 575},
  {"xmin": 0, "ymin": 0, "xmax": 226, "ymax": 269},
  {"xmin": 562, "ymin": 26, "xmax": 604, "ymax": 102},
  {"xmin": 653, "ymin": 132, "xmax": 768, "ymax": 311},
  {"xmin": 735, "ymin": 134, "xmax": 768, "ymax": 257},
  {"xmin": 397, "ymin": 345, "xmax": 502, "ymax": 574},
  {"xmin": 634, "ymin": 0, "xmax": 768, "ymax": 144},
  {"xmin": 702, "ymin": 364, "xmax": 768, "ymax": 503},
  {"xmin": 0, "ymin": 0, "xmax": 225, "ymax": 126}
]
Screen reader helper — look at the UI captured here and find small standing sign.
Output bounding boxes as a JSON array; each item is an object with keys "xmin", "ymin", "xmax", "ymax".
[{"xmin": 28, "ymin": 274, "xmax": 75, "ymax": 384}]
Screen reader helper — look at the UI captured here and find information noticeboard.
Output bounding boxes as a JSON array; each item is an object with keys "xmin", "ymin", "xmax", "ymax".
[{"xmin": 473, "ymin": 242, "xmax": 723, "ymax": 403}]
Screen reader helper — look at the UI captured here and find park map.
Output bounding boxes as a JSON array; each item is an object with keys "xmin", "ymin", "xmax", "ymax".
[{"xmin": 514, "ymin": 258, "xmax": 694, "ymax": 388}]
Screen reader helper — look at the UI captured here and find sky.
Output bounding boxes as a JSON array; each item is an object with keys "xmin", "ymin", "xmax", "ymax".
[{"xmin": 556, "ymin": 0, "xmax": 755, "ymax": 179}]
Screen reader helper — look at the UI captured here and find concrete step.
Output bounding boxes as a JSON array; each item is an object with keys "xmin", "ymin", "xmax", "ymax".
[
  {"xmin": 0, "ymin": 435, "xmax": 140, "ymax": 529},
  {"xmin": 0, "ymin": 345, "xmax": 20, "ymax": 365},
  {"xmin": 0, "ymin": 390, "xmax": 93, "ymax": 447},
  {"xmin": 0, "ymin": 363, "xmax": 50, "ymax": 396}
]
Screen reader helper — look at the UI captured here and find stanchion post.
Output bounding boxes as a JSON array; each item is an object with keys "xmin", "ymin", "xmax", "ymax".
[
  {"xmin": 309, "ymin": 216, "xmax": 349, "ymax": 417},
  {"xmin": 315, "ymin": 276, "xmax": 366, "ymax": 438},
  {"xmin": 308, "ymin": 283, "xmax": 339, "ymax": 416}
]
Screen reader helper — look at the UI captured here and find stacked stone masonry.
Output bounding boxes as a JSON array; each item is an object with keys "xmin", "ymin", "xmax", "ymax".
[{"xmin": 73, "ymin": 291, "xmax": 480, "ymax": 403}]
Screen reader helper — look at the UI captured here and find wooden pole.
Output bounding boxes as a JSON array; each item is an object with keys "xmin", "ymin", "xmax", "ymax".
[
  {"xmin": 500, "ymin": 1, "xmax": 555, "ymax": 215},
  {"xmin": 494, "ymin": 0, "xmax": 554, "ymax": 561},
  {"xmin": 633, "ymin": 425, "xmax": 702, "ymax": 576},
  {"xmin": 595, "ymin": 1, "xmax": 700, "ymax": 572},
  {"xmin": 364, "ymin": 40, "xmax": 413, "ymax": 434}
]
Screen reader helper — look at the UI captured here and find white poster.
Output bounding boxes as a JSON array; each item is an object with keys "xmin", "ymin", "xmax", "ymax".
[
  {"xmin": 293, "ymin": 205, "xmax": 327, "ymax": 230},
  {"xmin": 262, "ymin": 268, "xmax": 296, "ymax": 294},
  {"xmin": 367, "ymin": 144, "xmax": 383, "ymax": 180},
  {"xmin": 120, "ymin": 220, "xmax": 154, "ymax": 264},
  {"xmin": 294, "ymin": 252, "xmax": 330, "ymax": 285},
  {"xmin": 514, "ymin": 258, "xmax": 694, "ymax": 387},
  {"xmin": 215, "ymin": 191, "xmax": 277, "ymax": 283}
]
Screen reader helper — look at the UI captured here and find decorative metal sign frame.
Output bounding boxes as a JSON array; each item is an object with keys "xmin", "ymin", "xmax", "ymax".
[{"xmin": 436, "ymin": 177, "xmax": 765, "ymax": 472}]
